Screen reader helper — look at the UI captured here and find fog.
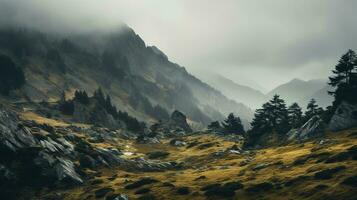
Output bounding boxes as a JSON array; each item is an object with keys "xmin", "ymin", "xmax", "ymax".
[{"xmin": 0, "ymin": 0, "xmax": 356, "ymax": 90}]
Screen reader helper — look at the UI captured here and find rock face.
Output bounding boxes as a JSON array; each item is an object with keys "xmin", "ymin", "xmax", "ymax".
[
  {"xmin": 170, "ymin": 110, "xmax": 192, "ymax": 133},
  {"xmin": 0, "ymin": 108, "xmax": 37, "ymax": 152},
  {"xmin": 288, "ymin": 115, "xmax": 325, "ymax": 141},
  {"xmin": 329, "ymin": 102, "xmax": 357, "ymax": 131}
]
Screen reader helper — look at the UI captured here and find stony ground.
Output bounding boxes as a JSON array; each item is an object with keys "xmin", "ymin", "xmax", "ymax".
[{"xmin": 29, "ymin": 117, "xmax": 357, "ymax": 200}]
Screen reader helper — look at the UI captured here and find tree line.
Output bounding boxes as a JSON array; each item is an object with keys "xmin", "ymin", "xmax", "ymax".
[
  {"xmin": 207, "ymin": 49, "xmax": 357, "ymax": 143},
  {"xmin": 59, "ymin": 88, "xmax": 146, "ymax": 132}
]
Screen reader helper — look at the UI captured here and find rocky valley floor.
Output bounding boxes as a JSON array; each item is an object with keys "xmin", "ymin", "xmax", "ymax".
[{"xmin": 1, "ymin": 108, "xmax": 356, "ymax": 200}]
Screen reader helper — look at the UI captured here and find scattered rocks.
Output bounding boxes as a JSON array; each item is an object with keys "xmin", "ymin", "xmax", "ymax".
[
  {"xmin": 169, "ymin": 139, "xmax": 186, "ymax": 147},
  {"xmin": 106, "ymin": 194, "xmax": 129, "ymax": 200},
  {"xmin": 288, "ymin": 115, "xmax": 325, "ymax": 141},
  {"xmin": 252, "ymin": 163, "xmax": 271, "ymax": 171}
]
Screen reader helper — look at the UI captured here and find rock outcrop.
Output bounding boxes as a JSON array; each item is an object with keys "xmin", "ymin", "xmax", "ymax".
[
  {"xmin": 329, "ymin": 101, "xmax": 357, "ymax": 131},
  {"xmin": 147, "ymin": 110, "xmax": 193, "ymax": 139},
  {"xmin": 288, "ymin": 115, "xmax": 325, "ymax": 141},
  {"xmin": 170, "ymin": 110, "xmax": 192, "ymax": 133}
]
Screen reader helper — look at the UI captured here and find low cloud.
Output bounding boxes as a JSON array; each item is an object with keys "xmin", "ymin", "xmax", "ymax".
[{"xmin": 0, "ymin": 0, "xmax": 356, "ymax": 89}]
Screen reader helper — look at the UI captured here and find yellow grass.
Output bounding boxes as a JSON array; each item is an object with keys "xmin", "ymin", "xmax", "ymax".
[{"xmin": 37, "ymin": 129, "xmax": 357, "ymax": 200}]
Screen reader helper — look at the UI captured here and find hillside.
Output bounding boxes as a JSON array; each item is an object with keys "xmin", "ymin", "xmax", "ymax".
[
  {"xmin": 201, "ymin": 74, "xmax": 266, "ymax": 109},
  {"xmin": 0, "ymin": 27, "xmax": 253, "ymax": 127},
  {"xmin": 267, "ymin": 79, "xmax": 332, "ymax": 108},
  {"xmin": 9, "ymin": 109, "xmax": 356, "ymax": 200}
]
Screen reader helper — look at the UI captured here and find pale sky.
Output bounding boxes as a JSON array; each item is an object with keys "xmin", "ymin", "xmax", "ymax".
[{"xmin": 1, "ymin": 0, "xmax": 356, "ymax": 90}]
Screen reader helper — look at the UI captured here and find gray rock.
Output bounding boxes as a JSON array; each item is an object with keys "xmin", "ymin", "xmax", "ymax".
[
  {"xmin": 110, "ymin": 194, "xmax": 129, "ymax": 200},
  {"xmin": 0, "ymin": 108, "xmax": 37, "ymax": 152},
  {"xmin": 169, "ymin": 139, "xmax": 186, "ymax": 146},
  {"xmin": 55, "ymin": 158, "xmax": 83, "ymax": 184},
  {"xmin": 288, "ymin": 115, "xmax": 325, "ymax": 141},
  {"xmin": 170, "ymin": 110, "xmax": 192, "ymax": 133},
  {"xmin": 329, "ymin": 101, "xmax": 357, "ymax": 131}
]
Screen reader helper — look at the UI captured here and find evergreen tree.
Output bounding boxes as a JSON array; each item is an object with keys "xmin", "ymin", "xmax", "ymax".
[
  {"xmin": 74, "ymin": 90, "xmax": 89, "ymax": 105},
  {"xmin": 269, "ymin": 95, "xmax": 290, "ymax": 133},
  {"xmin": 93, "ymin": 88, "xmax": 105, "ymax": 105},
  {"xmin": 222, "ymin": 113, "xmax": 245, "ymax": 134},
  {"xmin": 250, "ymin": 95, "xmax": 290, "ymax": 135},
  {"xmin": 207, "ymin": 121, "xmax": 221, "ymax": 130},
  {"xmin": 305, "ymin": 98, "xmax": 319, "ymax": 119},
  {"xmin": 328, "ymin": 49, "xmax": 357, "ymax": 105},
  {"xmin": 288, "ymin": 103, "xmax": 303, "ymax": 128}
]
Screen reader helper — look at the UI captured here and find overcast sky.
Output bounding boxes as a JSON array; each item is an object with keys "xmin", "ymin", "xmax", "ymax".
[{"xmin": 1, "ymin": 0, "xmax": 356, "ymax": 90}]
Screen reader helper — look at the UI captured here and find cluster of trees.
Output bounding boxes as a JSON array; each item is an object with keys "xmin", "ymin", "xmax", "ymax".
[
  {"xmin": 249, "ymin": 95, "xmax": 325, "ymax": 137},
  {"xmin": 328, "ymin": 49, "xmax": 357, "ymax": 106},
  {"xmin": 231, "ymin": 49, "xmax": 356, "ymax": 146},
  {"xmin": 59, "ymin": 88, "xmax": 145, "ymax": 132},
  {"xmin": 0, "ymin": 55, "xmax": 25, "ymax": 95},
  {"xmin": 208, "ymin": 113, "xmax": 245, "ymax": 134}
]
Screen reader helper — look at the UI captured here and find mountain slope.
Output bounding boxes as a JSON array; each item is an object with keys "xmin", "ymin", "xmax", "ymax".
[
  {"xmin": 0, "ymin": 27, "xmax": 253, "ymax": 127},
  {"xmin": 202, "ymin": 74, "xmax": 266, "ymax": 109},
  {"xmin": 267, "ymin": 79, "xmax": 332, "ymax": 108}
]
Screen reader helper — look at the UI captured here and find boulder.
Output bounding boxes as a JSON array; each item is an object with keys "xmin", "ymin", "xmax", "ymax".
[
  {"xmin": 287, "ymin": 115, "xmax": 325, "ymax": 141},
  {"xmin": 55, "ymin": 158, "xmax": 83, "ymax": 184},
  {"xmin": 329, "ymin": 101, "xmax": 357, "ymax": 131},
  {"xmin": 170, "ymin": 110, "xmax": 192, "ymax": 133}
]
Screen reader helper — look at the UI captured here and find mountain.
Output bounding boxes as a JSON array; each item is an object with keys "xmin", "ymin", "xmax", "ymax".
[
  {"xmin": 202, "ymin": 74, "xmax": 266, "ymax": 109},
  {"xmin": 267, "ymin": 78, "xmax": 332, "ymax": 108},
  {"xmin": 0, "ymin": 26, "xmax": 253, "ymax": 127},
  {"xmin": 302, "ymin": 85, "xmax": 334, "ymax": 108}
]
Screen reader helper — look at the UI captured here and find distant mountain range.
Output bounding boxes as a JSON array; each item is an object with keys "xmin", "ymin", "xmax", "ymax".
[
  {"xmin": 202, "ymin": 74, "xmax": 266, "ymax": 109},
  {"xmin": 203, "ymin": 75, "xmax": 333, "ymax": 110},
  {"xmin": 267, "ymin": 79, "xmax": 333, "ymax": 109}
]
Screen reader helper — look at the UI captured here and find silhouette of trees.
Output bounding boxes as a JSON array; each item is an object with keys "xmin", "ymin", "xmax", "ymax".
[
  {"xmin": 288, "ymin": 103, "xmax": 303, "ymax": 128},
  {"xmin": 222, "ymin": 113, "xmax": 245, "ymax": 134},
  {"xmin": 0, "ymin": 55, "xmax": 25, "ymax": 95},
  {"xmin": 74, "ymin": 90, "xmax": 89, "ymax": 105},
  {"xmin": 305, "ymin": 98, "xmax": 319, "ymax": 120},
  {"xmin": 59, "ymin": 88, "xmax": 145, "ymax": 132},
  {"xmin": 207, "ymin": 121, "xmax": 221, "ymax": 131},
  {"xmin": 328, "ymin": 49, "xmax": 357, "ymax": 105},
  {"xmin": 250, "ymin": 95, "xmax": 290, "ymax": 135}
]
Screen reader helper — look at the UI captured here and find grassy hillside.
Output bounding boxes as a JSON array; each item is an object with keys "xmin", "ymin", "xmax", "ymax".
[{"xmin": 26, "ymin": 112, "xmax": 356, "ymax": 200}]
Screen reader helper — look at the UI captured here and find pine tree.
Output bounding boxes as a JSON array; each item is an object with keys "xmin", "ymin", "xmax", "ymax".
[
  {"xmin": 328, "ymin": 49, "xmax": 357, "ymax": 105},
  {"xmin": 269, "ymin": 95, "xmax": 290, "ymax": 133},
  {"xmin": 305, "ymin": 98, "xmax": 319, "ymax": 119},
  {"xmin": 222, "ymin": 113, "xmax": 245, "ymax": 134},
  {"xmin": 207, "ymin": 121, "xmax": 221, "ymax": 130},
  {"xmin": 288, "ymin": 103, "xmax": 303, "ymax": 128}
]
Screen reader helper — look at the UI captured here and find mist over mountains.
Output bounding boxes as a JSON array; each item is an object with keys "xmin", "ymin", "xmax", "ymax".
[
  {"xmin": 0, "ymin": 26, "xmax": 253, "ymax": 128},
  {"xmin": 201, "ymin": 74, "xmax": 333, "ymax": 110}
]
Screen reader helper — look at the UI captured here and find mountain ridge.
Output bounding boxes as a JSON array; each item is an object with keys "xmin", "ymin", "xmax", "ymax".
[{"xmin": 0, "ymin": 26, "xmax": 253, "ymax": 127}]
